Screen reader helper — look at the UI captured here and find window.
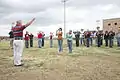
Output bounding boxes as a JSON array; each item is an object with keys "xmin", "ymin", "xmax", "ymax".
[
  {"xmin": 108, "ymin": 23, "xmax": 111, "ymax": 26},
  {"xmin": 114, "ymin": 23, "xmax": 117, "ymax": 25}
]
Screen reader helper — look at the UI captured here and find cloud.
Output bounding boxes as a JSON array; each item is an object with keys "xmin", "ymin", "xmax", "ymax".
[{"xmin": 1, "ymin": 0, "xmax": 120, "ymax": 36}]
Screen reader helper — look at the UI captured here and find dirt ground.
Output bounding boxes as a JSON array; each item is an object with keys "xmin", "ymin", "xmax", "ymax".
[{"xmin": 0, "ymin": 40, "xmax": 120, "ymax": 80}]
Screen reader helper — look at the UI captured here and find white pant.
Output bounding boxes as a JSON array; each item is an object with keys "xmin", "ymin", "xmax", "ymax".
[{"xmin": 13, "ymin": 40, "xmax": 24, "ymax": 65}]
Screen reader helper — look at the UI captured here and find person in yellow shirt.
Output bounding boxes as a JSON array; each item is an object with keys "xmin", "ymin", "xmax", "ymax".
[{"xmin": 56, "ymin": 28, "xmax": 63, "ymax": 53}]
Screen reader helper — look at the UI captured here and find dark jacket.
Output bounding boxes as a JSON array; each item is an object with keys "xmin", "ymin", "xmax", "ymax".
[
  {"xmin": 104, "ymin": 33, "xmax": 109, "ymax": 40},
  {"xmin": 75, "ymin": 33, "xmax": 80, "ymax": 39},
  {"xmin": 108, "ymin": 32, "xmax": 115, "ymax": 39},
  {"xmin": 85, "ymin": 32, "xmax": 91, "ymax": 38},
  {"xmin": 29, "ymin": 34, "xmax": 34, "ymax": 40},
  {"xmin": 96, "ymin": 32, "xmax": 102, "ymax": 39},
  {"xmin": 9, "ymin": 31, "xmax": 14, "ymax": 38}
]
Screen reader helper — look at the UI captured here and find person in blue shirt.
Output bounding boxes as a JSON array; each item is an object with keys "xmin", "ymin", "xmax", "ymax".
[{"xmin": 66, "ymin": 30, "xmax": 73, "ymax": 53}]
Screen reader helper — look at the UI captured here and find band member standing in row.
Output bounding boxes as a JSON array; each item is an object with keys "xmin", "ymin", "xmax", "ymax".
[
  {"xmin": 80, "ymin": 29, "xmax": 85, "ymax": 46},
  {"xmin": 96, "ymin": 31, "xmax": 102, "ymax": 47},
  {"xmin": 66, "ymin": 30, "xmax": 73, "ymax": 53},
  {"xmin": 85, "ymin": 30, "xmax": 91, "ymax": 47},
  {"xmin": 24, "ymin": 31, "xmax": 29, "ymax": 48},
  {"xmin": 12, "ymin": 18, "xmax": 35, "ymax": 66},
  {"xmin": 9, "ymin": 29, "xmax": 14, "ymax": 49},
  {"xmin": 90, "ymin": 31, "xmax": 94, "ymax": 46},
  {"xmin": 104, "ymin": 31, "xmax": 109, "ymax": 47},
  {"xmin": 108, "ymin": 31, "xmax": 115, "ymax": 48},
  {"xmin": 66, "ymin": 32, "xmax": 69, "ymax": 47},
  {"xmin": 75, "ymin": 31, "xmax": 80, "ymax": 47},
  {"xmin": 38, "ymin": 31, "xmax": 43, "ymax": 48},
  {"xmin": 29, "ymin": 33, "xmax": 34, "ymax": 47},
  {"xmin": 93, "ymin": 31, "xmax": 97, "ymax": 46},
  {"xmin": 56, "ymin": 28, "xmax": 63, "ymax": 53},
  {"xmin": 9, "ymin": 23, "xmax": 15, "ymax": 49},
  {"xmin": 100, "ymin": 32, "xmax": 104, "ymax": 46},
  {"xmin": 42, "ymin": 32, "xmax": 45, "ymax": 47},
  {"xmin": 50, "ymin": 32, "xmax": 54, "ymax": 48}
]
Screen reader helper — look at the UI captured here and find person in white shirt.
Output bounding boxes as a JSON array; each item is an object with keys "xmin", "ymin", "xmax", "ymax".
[
  {"xmin": 80, "ymin": 29, "xmax": 85, "ymax": 46},
  {"xmin": 90, "ymin": 31, "xmax": 94, "ymax": 46}
]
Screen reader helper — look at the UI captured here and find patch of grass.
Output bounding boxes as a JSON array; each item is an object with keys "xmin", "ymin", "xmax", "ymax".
[{"xmin": 0, "ymin": 40, "xmax": 120, "ymax": 80}]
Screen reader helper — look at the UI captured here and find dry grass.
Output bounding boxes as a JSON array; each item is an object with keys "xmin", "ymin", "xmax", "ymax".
[{"xmin": 0, "ymin": 40, "xmax": 120, "ymax": 80}]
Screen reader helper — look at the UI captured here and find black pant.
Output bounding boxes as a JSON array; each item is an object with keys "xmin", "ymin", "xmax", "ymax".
[
  {"xmin": 105, "ymin": 39, "xmax": 108, "ymax": 47},
  {"xmin": 97, "ymin": 38, "xmax": 101, "ymax": 47},
  {"xmin": 86, "ymin": 38, "xmax": 90, "ymax": 47},
  {"xmin": 109, "ymin": 39, "xmax": 113, "ymax": 48},
  {"xmin": 76, "ymin": 39, "xmax": 79, "ymax": 47},
  {"xmin": 30, "ymin": 39, "xmax": 33, "ymax": 47},
  {"xmin": 42, "ymin": 38, "xmax": 44, "ymax": 47},
  {"xmin": 100, "ymin": 39, "xmax": 103, "ymax": 45}
]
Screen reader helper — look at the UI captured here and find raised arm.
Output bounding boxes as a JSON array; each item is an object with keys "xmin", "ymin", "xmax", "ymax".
[{"xmin": 24, "ymin": 18, "xmax": 35, "ymax": 27}]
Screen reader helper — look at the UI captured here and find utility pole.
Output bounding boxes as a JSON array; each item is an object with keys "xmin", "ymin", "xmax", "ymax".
[
  {"xmin": 62, "ymin": 0, "xmax": 69, "ymax": 38},
  {"xmin": 96, "ymin": 20, "xmax": 100, "ymax": 31}
]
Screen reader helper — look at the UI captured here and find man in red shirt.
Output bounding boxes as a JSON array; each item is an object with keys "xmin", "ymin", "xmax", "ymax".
[
  {"xmin": 38, "ymin": 31, "xmax": 43, "ymax": 48},
  {"xmin": 85, "ymin": 30, "xmax": 91, "ymax": 47},
  {"xmin": 24, "ymin": 31, "xmax": 30, "ymax": 48},
  {"xmin": 12, "ymin": 18, "xmax": 35, "ymax": 66}
]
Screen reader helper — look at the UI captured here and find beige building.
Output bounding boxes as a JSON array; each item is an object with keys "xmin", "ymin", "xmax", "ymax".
[{"xmin": 103, "ymin": 18, "xmax": 120, "ymax": 33}]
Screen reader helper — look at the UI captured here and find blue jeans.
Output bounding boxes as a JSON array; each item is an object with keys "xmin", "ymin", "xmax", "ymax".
[
  {"xmin": 105, "ymin": 39, "xmax": 108, "ymax": 47},
  {"xmin": 68, "ymin": 40, "xmax": 72, "ymax": 53},
  {"xmin": 50, "ymin": 39, "xmax": 53, "ymax": 48},
  {"xmin": 80, "ymin": 38, "xmax": 84, "ymax": 45},
  {"xmin": 90, "ymin": 38, "xmax": 93, "ymax": 46},
  {"xmin": 95, "ymin": 38, "xmax": 98, "ymax": 46},
  {"xmin": 117, "ymin": 38, "xmax": 120, "ymax": 47},
  {"xmin": 86, "ymin": 38, "xmax": 90, "ymax": 47},
  {"xmin": 101, "ymin": 38, "xmax": 103, "ymax": 45},
  {"xmin": 25, "ymin": 40, "xmax": 29, "ymax": 48},
  {"xmin": 97, "ymin": 38, "xmax": 101, "ymax": 47},
  {"xmin": 67, "ymin": 40, "xmax": 69, "ymax": 47},
  {"xmin": 38, "ymin": 38, "xmax": 42, "ymax": 48},
  {"xmin": 109, "ymin": 39, "xmax": 113, "ymax": 48},
  {"xmin": 58, "ymin": 40, "xmax": 63, "ymax": 52},
  {"xmin": 30, "ymin": 39, "xmax": 33, "ymax": 47}
]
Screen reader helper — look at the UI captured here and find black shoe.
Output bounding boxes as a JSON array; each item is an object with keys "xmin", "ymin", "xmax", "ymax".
[{"xmin": 14, "ymin": 64, "xmax": 24, "ymax": 67}]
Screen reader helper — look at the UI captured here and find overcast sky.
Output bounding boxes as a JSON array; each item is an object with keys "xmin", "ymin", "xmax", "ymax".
[{"xmin": 0, "ymin": 0, "xmax": 120, "ymax": 37}]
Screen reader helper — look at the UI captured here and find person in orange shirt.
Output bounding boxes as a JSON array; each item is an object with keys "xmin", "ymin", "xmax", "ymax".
[{"xmin": 56, "ymin": 28, "xmax": 63, "ymax": 53}]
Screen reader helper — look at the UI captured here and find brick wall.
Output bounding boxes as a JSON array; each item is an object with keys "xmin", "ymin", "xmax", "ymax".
[{"xmin": 103, "ymin": 18, "xmax": 120, "ymax": 33}]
